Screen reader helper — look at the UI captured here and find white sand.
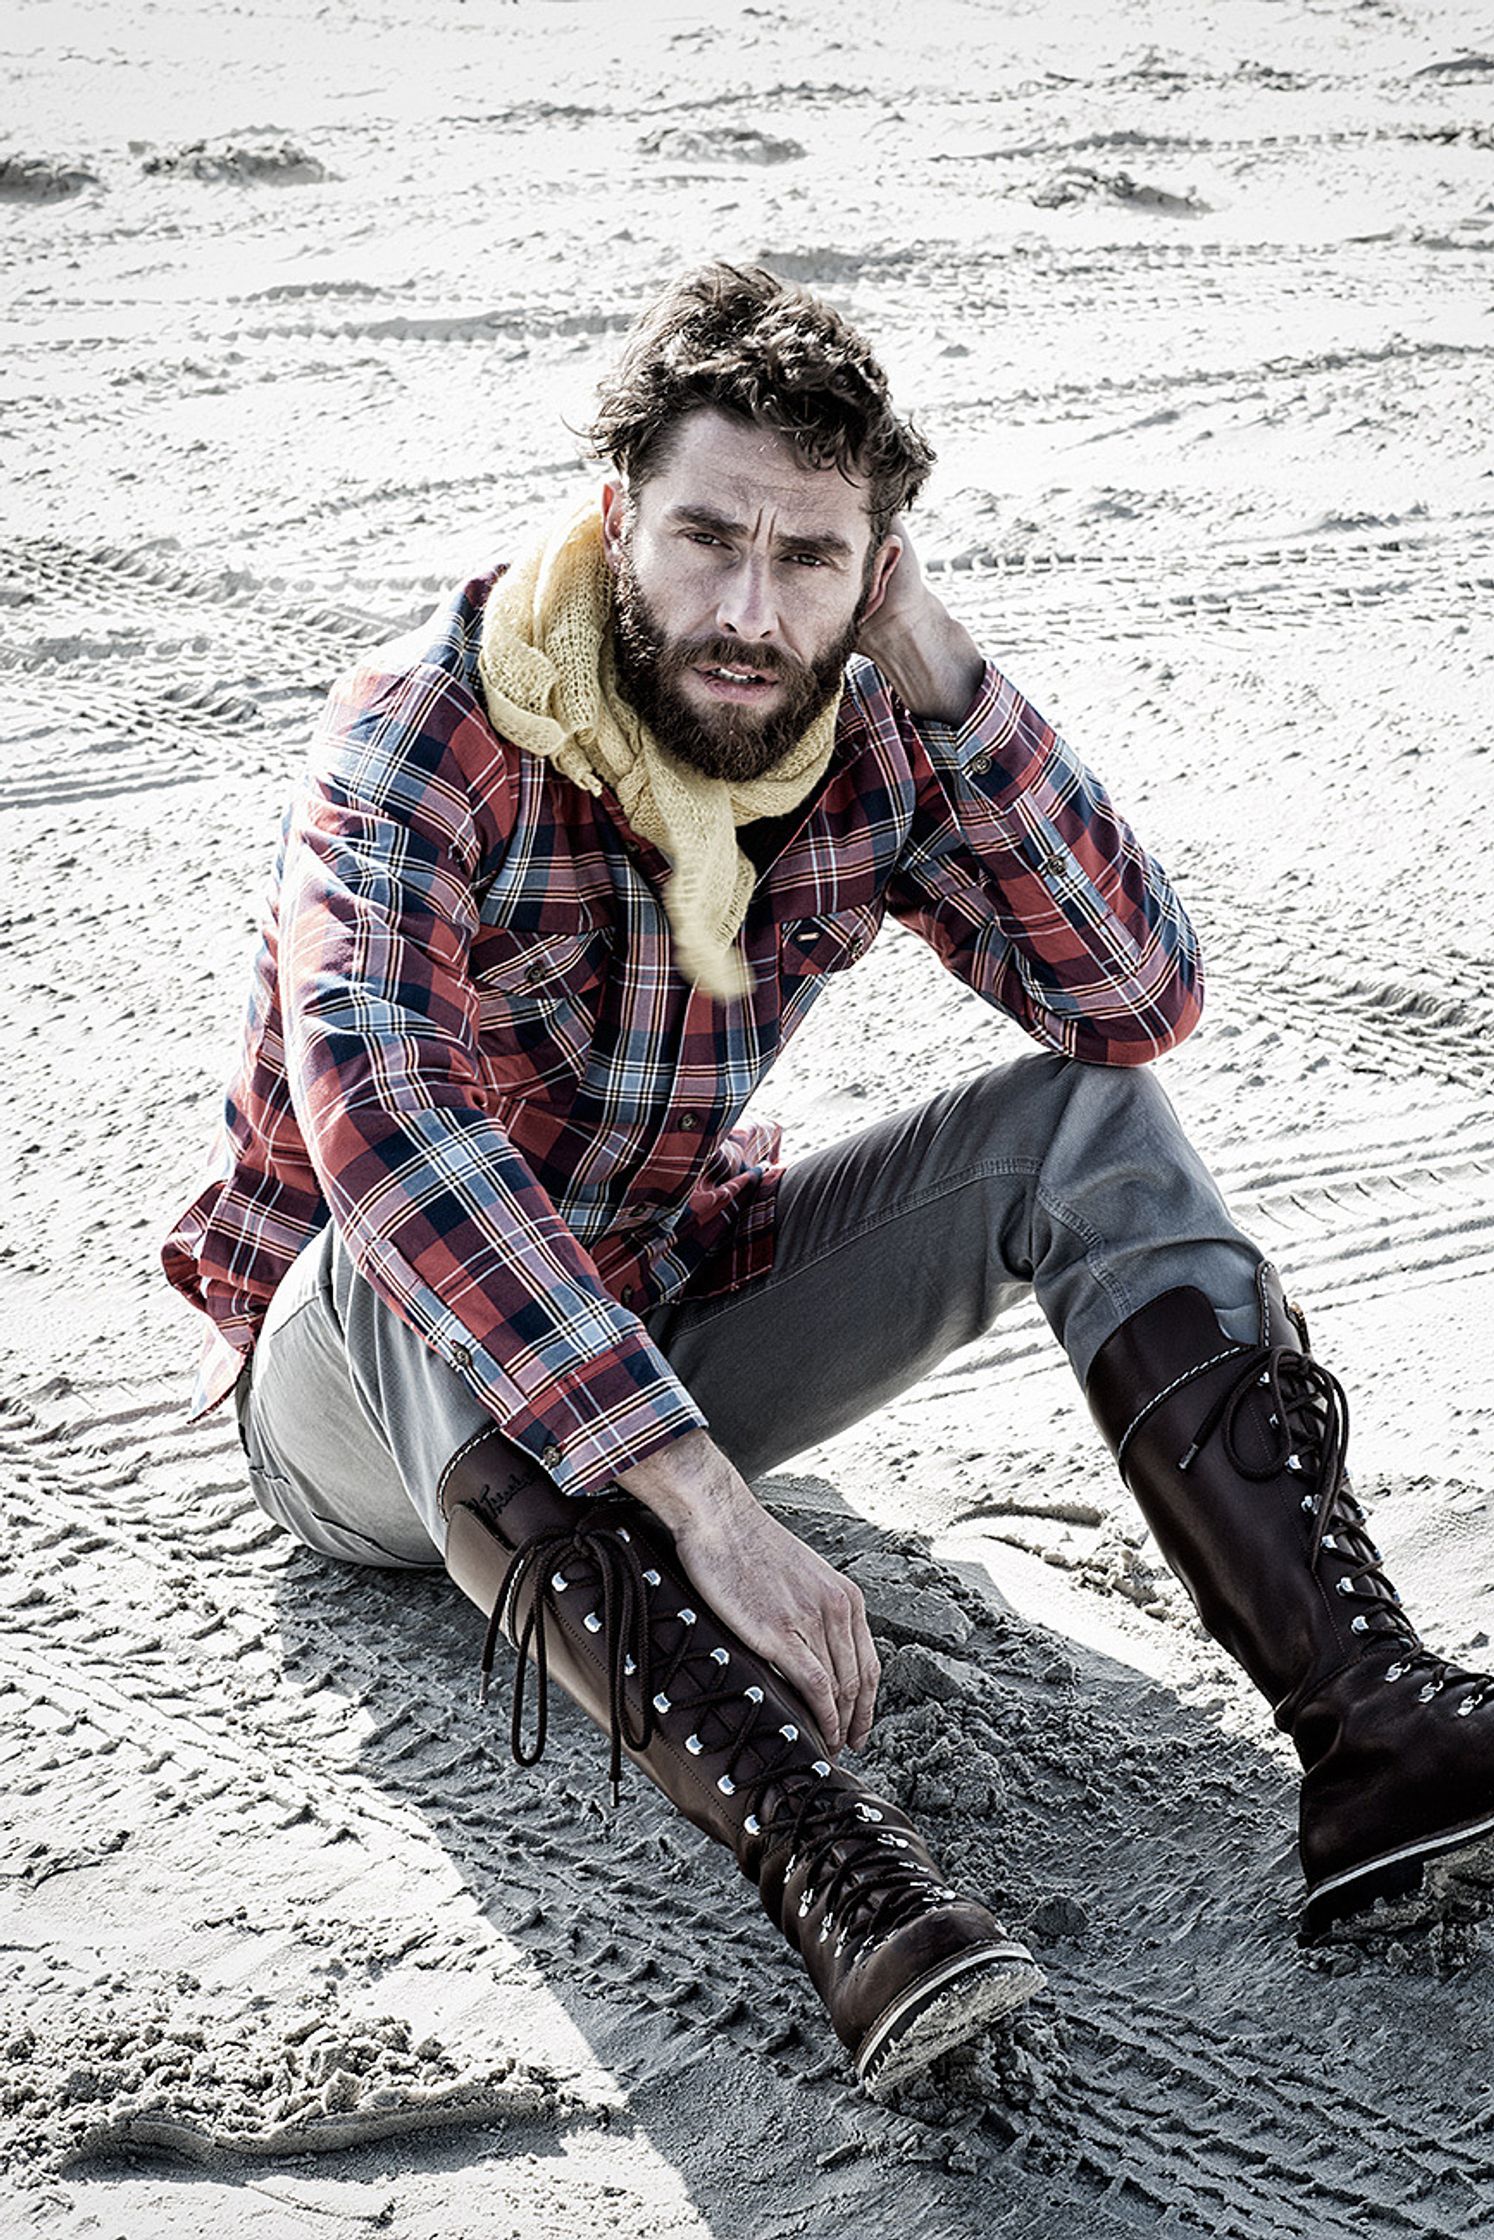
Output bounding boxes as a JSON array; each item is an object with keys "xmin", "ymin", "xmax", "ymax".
[{"xmin": 4, "ymin": 1, "xmax": 1494, "ymax": 2231}]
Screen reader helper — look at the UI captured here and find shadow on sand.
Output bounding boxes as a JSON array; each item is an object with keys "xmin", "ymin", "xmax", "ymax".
[{"xmin": 251, "ymin": 1465, "xmax": 1494, "ymax": 2239}]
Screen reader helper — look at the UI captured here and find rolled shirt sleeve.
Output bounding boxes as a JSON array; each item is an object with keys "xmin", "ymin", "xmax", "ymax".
[
  {"xmin": 885, "ymin": 659, "xmax": 1204, "ymax": 1064},
  {"xmin": 280, "ymin": 666, "xmax": 707, "ymax": 1496}
]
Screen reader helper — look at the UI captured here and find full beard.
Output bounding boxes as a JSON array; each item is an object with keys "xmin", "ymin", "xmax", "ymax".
[{"xmin": 610, "ymin": 550, "xmax": 862, "ymax": 784}]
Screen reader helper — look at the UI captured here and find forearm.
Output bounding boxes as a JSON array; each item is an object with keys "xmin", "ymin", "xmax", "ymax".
[
  {"xmin": 617, "ymin": 1426, "xmax": 758, "ymax": 1528},
  {"xmin": 302, "ymin": 1079, "xmax": 707, "ymax": 1490},
  {"xmin": 859, "ymin": 532, "xmax": 1201, "ymax": 1059},
  {"xmin": 886, "ymin": 662, "xmax": 1204, "ymax": 1063},
  {"xmin": 283, "ymin": 844, "xmax": 705, "ymax": 1493},
  {"xmin": 861, "ymin": 602, "xmax": 986, "ymax": 725}
]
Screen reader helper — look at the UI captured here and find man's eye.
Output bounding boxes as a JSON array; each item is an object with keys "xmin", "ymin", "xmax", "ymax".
[
  {"xmin": 685, "ymin": 531, "xmax": 723, "ymax": 548},
  {"xmin": 786, "ymin": 552, "xmax": 826, "ymax": 569}
]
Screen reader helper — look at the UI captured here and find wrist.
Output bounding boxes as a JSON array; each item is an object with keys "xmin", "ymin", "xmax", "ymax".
[
  {"xmin": 866, "ymin": 606, "xmax": 984, "ymax": 724},
  {"xmin": 617, "ymin": 1429, "xmax": 755, "ymax": 1533}
]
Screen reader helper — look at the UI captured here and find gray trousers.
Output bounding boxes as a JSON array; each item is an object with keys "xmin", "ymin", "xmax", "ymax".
[{"xmin": 237, "ymin": 1054, "xmax": 1263, "ymax": 1571}]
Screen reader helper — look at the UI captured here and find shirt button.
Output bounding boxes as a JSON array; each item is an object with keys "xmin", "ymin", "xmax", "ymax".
[
  {"xmin": 542, "ymin": 1444, "xmax": 562, "ymax": 1471},
  {"xmin": 451, "ymin": 1343, "xmax": 472, "ymax": 1371},
  {"xmin": 968, "ymin": 752, "xmax": 992, "ymax": 776},
  {"xmin": 680, "ymin": 1114, "xmax": 700, "ymax": 1133},
  {"xmin": 621, "ymin": 1285, "xmax": 636, "ymax": 1306},
  {"xmin": 524, "ymin": 962, "xmax": 547, "ymax": 985}
]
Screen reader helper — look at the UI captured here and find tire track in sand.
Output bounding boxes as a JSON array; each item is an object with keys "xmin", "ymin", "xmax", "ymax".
[{"xmin": 0, "ymin": 537, "xmax": 407, "ymax": 812}]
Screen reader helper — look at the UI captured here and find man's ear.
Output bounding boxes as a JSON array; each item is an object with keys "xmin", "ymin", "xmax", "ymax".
[
  {"xmin": 858, "ymin": 532, "xmax": 903, "ymax": 626},
  {"xmin": 600, "ymin": 481, "xmax": 628, "ymax": 576}
]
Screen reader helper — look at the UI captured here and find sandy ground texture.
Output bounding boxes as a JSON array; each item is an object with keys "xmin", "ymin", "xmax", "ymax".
[{"xmin": 5, "ymin": 0, "xmax": 1494, "ymax": 2231}]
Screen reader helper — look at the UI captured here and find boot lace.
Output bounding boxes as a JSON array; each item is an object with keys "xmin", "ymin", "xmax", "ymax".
[
  {"xmin": 740, "ymin": 1769, "xmax": 960, "ymax": 1958},
  {"xmin": 481, "ymin": 1508, "xmax": 655, "ymax": 1805},
  {"xmin": 1177, "ymin": 1338, "xmax": 1484, "ymax": 1703}
]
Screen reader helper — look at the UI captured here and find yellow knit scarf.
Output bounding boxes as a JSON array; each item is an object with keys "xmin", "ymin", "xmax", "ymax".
[{"xmin": 475, "ymin": 499, "xmax": 842, "ymax": 1000}]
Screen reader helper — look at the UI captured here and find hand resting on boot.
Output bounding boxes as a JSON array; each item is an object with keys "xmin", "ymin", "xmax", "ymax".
[{"xmin": 617, "ymin": 1429, "xmax": 880, "ymax": 1755}]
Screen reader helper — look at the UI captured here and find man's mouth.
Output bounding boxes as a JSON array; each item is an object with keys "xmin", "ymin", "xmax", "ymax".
[
  {"xmin": 694, "ymin": 661, "xmax": 781, "ymax": 696},
  {"xmin": 698, "ymin": 658, "xmax": 779, "ymax": 685}
]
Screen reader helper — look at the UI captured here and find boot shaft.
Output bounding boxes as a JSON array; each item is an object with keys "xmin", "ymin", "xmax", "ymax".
[
  {"xmin": 440, "ymin": 1437, "xmax": 1041, "ymax": 2068},
  {"xmin": 1086, "ymin": 1273, "xmax": 1413, "ymax": 1725}
]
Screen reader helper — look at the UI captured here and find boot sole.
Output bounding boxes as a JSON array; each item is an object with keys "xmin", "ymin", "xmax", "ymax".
[
  {"xmin": 1301, "ymin": 1810, "xmax": 1494, "ymax": 1943},
  {"xmin": 855, "ymin": 1944, "xmax": 1045, "ymax": 2099}
]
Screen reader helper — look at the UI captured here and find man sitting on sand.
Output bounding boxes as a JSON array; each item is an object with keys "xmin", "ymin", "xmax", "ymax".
[{"xmin": 163, "ymin": 263, "xmax": 1494, "ymax": 2097}]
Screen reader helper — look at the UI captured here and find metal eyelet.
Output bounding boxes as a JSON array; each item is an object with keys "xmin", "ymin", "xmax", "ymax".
[
  {"xmin": 643, "ymin": 1569, "xmax": 661, "ymax": 1587},
  {"xmin": 745, "ymin": 1812, "xmax": 762, "ymax": 1836},
  {"xmin": 624, "ymin": 1655, "xmax": 636, "ymax": 1676},
  {"xmin": 550, "ymin": 1572, "xmax": 570, "ymax": 1592},
  {"xmin": 679, "ymin": 1607, "xmax": 697, "ymax": 1625},
  {"xmin": 652, "ymin": 1692, "xmax": 671, "ymax": 1714},
  {"xmin": 583, "ymin": 1611, "xmax": 603, "ymax": 1633},
  {"xmin": 717, "ymin": 1774, "xmax": 736, "ymax": 1795},
  {"xmin": 1335, "ymin": 1579, "xmax": 1355, "ymax": 1597},
  {"xmin": 1419, "ymin": 1681, "xmax": 1444, "ymax": 1703},
  {"xmin": 855, "ymin": 1803, "xmax": 884, "ymax": 1823},
  {"xmin": 616, "ymin": 1526, "xmax": 631, "ymax": 1542},
  {"xmin": 711, "ymin": 1646, "xmax": 730, "ymax": 1666},
  {"xmin": 1351, "ymin": 1616, "xmax": 1369, "ymax": 1635},
  {"xmin": 1384, "ymin": 1663, "xmax": 1406, "ymax": 1682},
  {"xmin": 812, "ymin": 1760, "xmax": 831, "ymax": 1777},
  {"xmin": 1457, "ymin": 1699, "xmax": 1477, "ymax": 1718},
  {"xmin": 780, "ymin": 1723, "xmax": 798, "ymax": 1742},
  {"xmin": 744, "ymin": 1685, "xmax": 764, "ymax": 1705},
  {"xmin": 1301, "ymin": 1495, "xmax": 1315, "ymax": 1513},
  {"xmin": 1286, "ymin": 1454, "xmax": 1303, "ymax": 1473},
  {"xmin": 685, "ymin": 1733, "xmax": 704, "ymax": 1755}
]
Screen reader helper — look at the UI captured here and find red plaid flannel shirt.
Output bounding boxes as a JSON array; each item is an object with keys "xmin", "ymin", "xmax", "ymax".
[{"xmin": 163, "ymin": 571, "xmax": 1203, "ymax": 1494}]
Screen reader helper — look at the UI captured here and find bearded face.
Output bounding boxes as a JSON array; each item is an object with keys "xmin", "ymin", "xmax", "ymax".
[{"xmin": 610, "ymin": 537, "xmax": 864, "ymax": 784}]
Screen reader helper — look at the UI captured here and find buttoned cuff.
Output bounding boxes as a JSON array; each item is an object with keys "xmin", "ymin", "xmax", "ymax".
[
  {"xmin": 910, "ymin": 660, "xmax": 1048, "ymax": 796},
  {"xmin": 458, "ymin": 1324, "xmax": 710, "ymax": 1498}
]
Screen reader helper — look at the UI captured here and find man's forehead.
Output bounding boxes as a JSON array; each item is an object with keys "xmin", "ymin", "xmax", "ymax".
[{"xmin": 642, "ymin": 406, "xmax": 873, "ymax": 536}]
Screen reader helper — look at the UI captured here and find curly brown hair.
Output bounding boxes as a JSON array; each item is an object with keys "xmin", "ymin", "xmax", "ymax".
[{"xmin": 587, "ymin": 263, "xmax": 934, "ymax": 544}]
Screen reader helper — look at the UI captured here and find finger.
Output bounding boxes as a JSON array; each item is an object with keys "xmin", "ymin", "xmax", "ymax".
[
  {"xmin": 779, "ymin": 1625, "xmax": 842, "ymax": 1754},
  {"xmin": 835, "ymin": 1586, "xmax": 878, "ymax": 1753},
  {"xmin": 846, "ymin": 1616, "xmax": 880, "ymax": 1753},
  {"xmin": 822, "ymin": 1592, "xmax": 864, "ymax": 1759}
]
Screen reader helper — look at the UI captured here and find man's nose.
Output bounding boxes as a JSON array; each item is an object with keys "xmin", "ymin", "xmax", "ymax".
[{"xmin": 714, "ymin": 556, "xmax": 779, "ymax": 642}]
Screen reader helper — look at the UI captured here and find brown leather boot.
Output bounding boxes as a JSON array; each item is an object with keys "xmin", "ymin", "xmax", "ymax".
[
  {"xmin": 438, "ymin": 1432, "xmax": 1042, "ymax": 2096},
  {"xmin": 1087, "ymin": 1265, "xmax": 1494, "ymax": 1939}
]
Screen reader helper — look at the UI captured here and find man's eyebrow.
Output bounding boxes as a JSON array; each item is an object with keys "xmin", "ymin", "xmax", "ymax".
[{"xmin": 664, "ymin": 503, "xmax": 856, "ymax": 561}]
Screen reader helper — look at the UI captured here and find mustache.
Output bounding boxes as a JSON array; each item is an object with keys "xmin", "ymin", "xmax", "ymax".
[{"xmin": 661, "ymin": 637, "xmax": 800, "ymax": 682}]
